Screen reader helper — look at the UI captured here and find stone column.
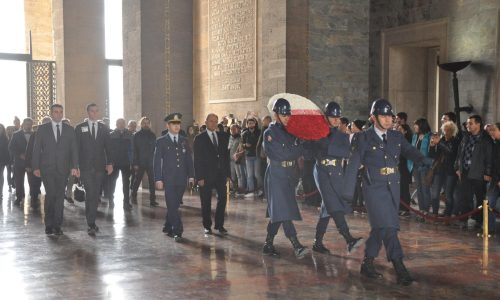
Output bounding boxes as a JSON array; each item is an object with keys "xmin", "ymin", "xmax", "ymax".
[
  {"xmin": 24, "ymin": 0, "xmax": 54, "ymax": 60},
  {"xmin": 123, "ymin": 0, "xmax": 193, "ymax": 135},
  {"xmin": 53, "ymin": 0, "xmax": 107, "ymax": 123}
]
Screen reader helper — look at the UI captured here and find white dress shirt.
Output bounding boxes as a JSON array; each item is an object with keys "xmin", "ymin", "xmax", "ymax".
[
  {"xmin": 87, "ymin": 120, "xmax": 98, "ymax": 138},
  {"xmin": 206, "ymin": 129, "xmax": 218, "ymax": 145},
  {"xmin": 52, "ymin": 120, "xmax": 62, "ymax": 142}
]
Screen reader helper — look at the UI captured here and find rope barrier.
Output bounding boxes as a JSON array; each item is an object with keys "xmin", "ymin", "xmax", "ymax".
[
  {"xmin": 296, "ymin": 189, "xmax": 320, "ymax": 200},
  {"xmin": 297, "ymin": 189, "xmax": 500, "ymax": 220},
  {"xmin": 399, "ymin": 200, "xmax": 483, "ymax": 222}
]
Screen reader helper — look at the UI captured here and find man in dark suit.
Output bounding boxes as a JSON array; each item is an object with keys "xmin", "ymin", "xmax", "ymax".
[
  {"xmin": 8, "ymin": 118, "xmax": 34, "ymax": 206},
  {"xmin": 193, "ymin": 113, "xmax": 230, "ymax": 235},
  {"xmin": 75, "ymin": 103, "xmax": 113, "ymax": 236},
  {"xmin": 25, "ymin": 117, "xmax": 52, "ymax": 210},
  {"xmin": 154, "ymin": 113, "xmax": 194, "ymax": 242},
  {"xmin": 108, "ymin": 118, "xmax": 133, "ymax": 210},
  {"xmin": 32, "ymin": 104, "xmax": 78, "ymax": 235}
]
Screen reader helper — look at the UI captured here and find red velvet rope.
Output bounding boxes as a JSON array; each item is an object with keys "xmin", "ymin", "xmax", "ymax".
[
  {"xmin": 296, "ymin": 189, "xmax": 320, "ymax": 200},
  {"xmin": 399, "ymin": 200, "xmax": 483, "ymax": 222},
  {"xmin": 296, "ymin": 189, "xmax": 500, "ymax": 219}
]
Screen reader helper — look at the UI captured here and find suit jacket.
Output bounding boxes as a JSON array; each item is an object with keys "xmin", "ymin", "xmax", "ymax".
[
  {"xmin": 32, "ymin": 122, "xmax": 78, "ymax": 176},
  {"xmin": 153, "ymin": 134, "xmax": 194, "ymax": 185},
  {"xmin": 193, "ymin": 131, "xmax": 230, "ymax": 182},
  {"xmin": 8, "ymin": 129, "xmax": 32, "ymax": 169},
  {"xmin": 75, "ymin": 121, "xmax": 112, "ymax": 172},
  {"xmin": 25, "ymin": 132, "xmax": 36, "ymax": 169}
]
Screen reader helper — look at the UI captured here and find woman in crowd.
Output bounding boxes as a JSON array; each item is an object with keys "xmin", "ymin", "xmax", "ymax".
[
  {"xmin": 228, "ymin": 124, "xmax": 246, "ymax": 195},
  {"xmin": 428, "ymin": 121, "xmax": 460, "ymax": 217},
  {"xmin": 409, "ymin": 118, "xmax": 433, "ymax": 215}
]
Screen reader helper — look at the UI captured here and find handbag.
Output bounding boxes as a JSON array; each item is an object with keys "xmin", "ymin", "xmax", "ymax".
[{"xmin": 73, "ymin": 179, "xmax": 86, "ymax": 202}]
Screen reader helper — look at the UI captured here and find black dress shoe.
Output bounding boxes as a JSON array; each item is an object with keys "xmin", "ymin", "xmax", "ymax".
[
  {"xmin": 204, "ymin": 228, "xmax": 212, "ymax": 235},
  {"xmin": 174, "ymin": 235, "xmax": 183, "ymax": 242},
  {"xmin": 123, "ymin": 202, "xmax": 132, "ymax": 211},
  {"xmin": 162, "ymin": 227, "xmax": 174, "ymax": 237},
  {"xmin": 150, "ymin": 200, "xmax": 159, "ymax": 207},
  {"xmin": 87, "ymin": 225, "xmax": 99, "ymax": 236},
  {"xmin": 215, "ymin": 227, "xmax": 228, "ymax": 235},
  {"xmin": 45, "ymin": 227, "xmax": 53, "ymax": 235},
  {"xmin": 65, "ymin": 197, "xmax": 75, "ymax": 204},
  {"xmin": 53, "ymin": 228, "xmax": 63, "ymax": 236}
]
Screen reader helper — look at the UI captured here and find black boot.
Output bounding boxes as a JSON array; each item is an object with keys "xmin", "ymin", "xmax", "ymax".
[
  {"xmin": 392, "ymin": 258, "xmax": 414, "ymax": 286},
  {"xmin": 360, "ymin": 257, "xmax": 383, "ymax": 279},
  {"xmin": 150, "ymin": 199, "xmax": 159, "ymax": 207},
  {"xmin": 289, "ymin": 236, "xmax": 308, "ymax": 259},
  {"xmin": 312, "ymin": 233, "xmax": 330, "ymax": 254},
  {"xmin": 262, "ymin": 234, "xmax": 279, "ymax": 256},
  {"xmin": 340, "ymin": 230, "xmax": 363, "ymax": 253}
]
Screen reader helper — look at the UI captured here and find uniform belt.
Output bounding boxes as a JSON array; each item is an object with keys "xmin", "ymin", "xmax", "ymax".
[
  {"xmin": 380, "ymin": 167, "xmax": 398, "ymax": 175},
  {"xmin": 271, "ymin": 160, "xmax": 296, "ymax": 168},
  {"xmin": 318, "ymin": 159, "xmax": 338, "ymax": 167}
]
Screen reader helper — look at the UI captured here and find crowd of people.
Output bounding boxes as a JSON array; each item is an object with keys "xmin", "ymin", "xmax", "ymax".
[{"xmin": 0, "ymin": 97, "xmax": 499, "ymax": 286}]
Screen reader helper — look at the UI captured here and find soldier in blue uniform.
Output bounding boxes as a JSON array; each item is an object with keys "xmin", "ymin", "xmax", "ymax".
[
  {"xmin": 154, "ymin": 113, "xmax": 194, "ymax": 242},
  {"xmin": 311, "ymin": 101, "xmax": 363, "ymax": 254},
  {"xmin": 262, "ymin": 98, "xmax": 308, "ymax": 259},
  {"xmin": 344, "ymin": 99, "xmax": 431, "ymax": 286}
]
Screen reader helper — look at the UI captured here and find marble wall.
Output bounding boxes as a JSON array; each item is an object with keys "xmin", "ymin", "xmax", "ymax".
[
  {"xmin": 307, "ymin": 0, "xmax": 370, "ymax": 120},
  {"xmin": 370, "ymin": 0, "xmax": 500, "ymax": 123},
  {"xmin": 193, "ymin": 0, "xmax": 370, "ymax": 123}
]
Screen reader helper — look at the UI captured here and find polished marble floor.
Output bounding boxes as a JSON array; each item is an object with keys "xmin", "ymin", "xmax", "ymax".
[{"xmin": 0, "ymin": 181, "xmax": 499, "ymax": 300}]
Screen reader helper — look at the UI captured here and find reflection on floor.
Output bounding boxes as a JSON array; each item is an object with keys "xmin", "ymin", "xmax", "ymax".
[{"xmin": 0, "ymin": 186, "xmax": 499, "ymax": 299}]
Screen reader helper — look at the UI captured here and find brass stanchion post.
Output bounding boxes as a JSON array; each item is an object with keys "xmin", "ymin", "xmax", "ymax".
[
  {"xmin": 226, "ymin": 178, "xmax": 230, "ymax": 210},
  {"xmin": 483, "ymin": 199, "xmax": 489, "ymax": 238}
]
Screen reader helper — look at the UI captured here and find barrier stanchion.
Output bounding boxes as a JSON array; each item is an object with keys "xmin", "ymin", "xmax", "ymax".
[
  {"xmin": 482, "ymin": 199, "xmax": 489, "ymax": 239},
  {"xmin": 226, "ymin": 179, "xmax": 230, "ymax": 210}
]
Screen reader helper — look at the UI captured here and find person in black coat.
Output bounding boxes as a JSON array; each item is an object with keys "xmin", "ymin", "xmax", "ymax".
[
  {"xmin": 193, "ymin": 113, "xmax": 230, "ymax": 235},
  {"xmin": 455, "ymin": 115, "xmax": 493, "ymax": 228},
  {"xmin": 32, "ymin": 104, "xmax": 78, "ymax": 235},
  {"xmin": 108, "ymin": 118, "xmax": 133, "ymax": 210},
  {"xmin": 486, "ymin": 123, "xmax": 500, "ymax": 233},
  {"xmin": 131, "ymin": 117, "xmax": 158, "ymax": 207},
  {"xmin": 75, "ymin": 103, "xmax": 113, "ymax": 236},
  {"xmin": 395, "ymin": 124, "xmax": 413, "ymax": 216},
  {"xmin": 25, "ymin": 117, "xmax": 52, "ymax": 209},
  {"xmin": 0, "ymin": 124, "xmax": 10, "ymax": 200},
  {"xmin": 8, "ymin": 118, "xmax": 34, "ymax": 206}
]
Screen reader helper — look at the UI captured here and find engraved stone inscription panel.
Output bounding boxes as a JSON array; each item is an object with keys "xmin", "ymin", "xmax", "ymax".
[{"xmin": 209, "ymin": 0, "xmax": 256, "ymax": 103}]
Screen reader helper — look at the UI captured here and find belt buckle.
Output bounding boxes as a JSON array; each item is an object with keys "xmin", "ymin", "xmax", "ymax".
[
  {"xmin": 380, "ymin": 167, "xmax": 395, "ymax": 175},
  {"xmin": 322, "ymin": 159, "xmax": 336, "ymax": 166},
  {"xmin": 281, "ymin": 161, "xmax": 292, "ymax": 167}
]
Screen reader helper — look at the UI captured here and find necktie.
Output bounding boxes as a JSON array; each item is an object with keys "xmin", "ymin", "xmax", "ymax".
[
  {"xmin": 212, "ymin": 132, "xmax": 218, "ymax": 147},
  {"xmin": 173, "ymin": 136, "xmax": 177, "ymax": 145},
  {"xmin": 92, "ymin": 123, "xmax": 96, "ymax": 140},
  {"xmin": 56, "ymin": 124, "xmax": 61, "ymax": 142},
  {"xmin": 382, "ymin": 133, "xmax": 387, "ymax": 144}
]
